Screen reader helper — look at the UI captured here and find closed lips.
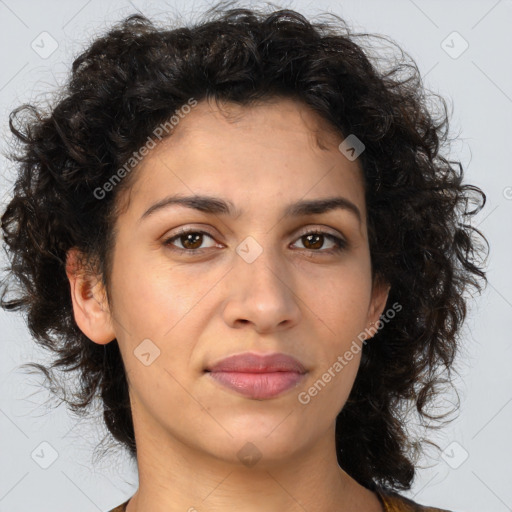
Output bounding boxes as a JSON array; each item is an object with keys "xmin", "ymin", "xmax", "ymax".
[
  {"xmin": 205, "ymin": 352, "xmax": 307, "ymax": 400},
  {"xmin": 205, "ymin": 352, "xmax": 307, "ymax": 374}
]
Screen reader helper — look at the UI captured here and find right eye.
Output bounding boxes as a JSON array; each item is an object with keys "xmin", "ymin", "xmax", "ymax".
[{"xmin": 162, "ymin": 229, "xmax": 219, "ymax": 255}]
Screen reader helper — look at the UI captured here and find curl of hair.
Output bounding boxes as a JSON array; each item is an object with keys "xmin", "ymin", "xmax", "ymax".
[{"xmin": 0, "ymin": 2, "xmax": 488, "ymax": 493}]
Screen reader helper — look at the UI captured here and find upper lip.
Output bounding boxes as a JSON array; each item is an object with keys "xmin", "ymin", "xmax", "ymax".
[{"xmin": 205, "ymin": 352, "xmax": 307, "ymax": 374}]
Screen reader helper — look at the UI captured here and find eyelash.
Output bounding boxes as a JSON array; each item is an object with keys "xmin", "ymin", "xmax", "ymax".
[{"xmin": 162, "ymin": 228, "xmax": 348, "ymax": 256}]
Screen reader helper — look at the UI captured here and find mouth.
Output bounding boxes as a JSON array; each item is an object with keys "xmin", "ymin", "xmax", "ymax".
[
  {"xmin": 205, "ymin": 370, "xmax": 306, "ymax": 399},
  {"xmin": 204, "ymin": 352, "xmax": 307, "ymax": 400}
]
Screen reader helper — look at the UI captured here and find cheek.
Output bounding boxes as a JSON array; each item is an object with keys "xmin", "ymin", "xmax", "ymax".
[
  {"xmin": 302, "ymin": 270, "xmax": 370, "ymax": 397},
  {"xmin": 109, "ymin": 250, "xmax": 199, "ymax": 334},
  {"xmin": 298, "ymin": 350, "xmax": 362, "ymax": 429},
  {"xmin": 109, "ymin": 254, "xmax": 219, "ymax": 377},
  {"xmin": 306, "ymin": 269, "xmax": 371, "ymax": 334},
  {"xmin": 126, "ymin": 357, "xmax": 201, "ymax": 436}
]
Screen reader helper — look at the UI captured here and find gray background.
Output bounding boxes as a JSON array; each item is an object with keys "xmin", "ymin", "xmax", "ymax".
[{"xmin": 0, "ymin": 0, "xmax": 510, "ymax": 511}]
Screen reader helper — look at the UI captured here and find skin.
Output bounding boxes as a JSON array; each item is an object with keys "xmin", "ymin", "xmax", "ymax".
[{"xmin": 66, "ymin": 96, "xmax": 390, "ymax": 512}]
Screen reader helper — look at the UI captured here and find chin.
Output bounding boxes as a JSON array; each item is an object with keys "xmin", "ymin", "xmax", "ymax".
[{"xmin": 216, "ymin": 425, "xmax": 308, "ymax": 464}]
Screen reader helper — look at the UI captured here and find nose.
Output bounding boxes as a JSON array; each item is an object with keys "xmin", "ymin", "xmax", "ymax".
[{"xmin": 221, "ymin": 247, "xmax": 302, "ymax": 334}]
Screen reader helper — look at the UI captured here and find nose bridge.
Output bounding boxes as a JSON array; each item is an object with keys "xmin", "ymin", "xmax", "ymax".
[
  {"xmin": 236, "ymin": 234, "xmax": 288, "ymax": 299},
  {"xmin": 223, "ymin": 234, "xmax": 301, "ymax": 332}
]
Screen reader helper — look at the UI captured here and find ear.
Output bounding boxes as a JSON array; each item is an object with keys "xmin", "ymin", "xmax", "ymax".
[
  {"xmin": 365, "ymin": 274, "xmax": 391, "ymax": 340},
  {"xmin": 65, "ymin": 247, "xmax": 116, "ymax": 345}
]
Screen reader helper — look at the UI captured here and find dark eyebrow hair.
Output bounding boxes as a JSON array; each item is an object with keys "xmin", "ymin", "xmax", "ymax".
[{"xmin": 139, "ymin": 194, "xmax": 362, "ymax": 224}]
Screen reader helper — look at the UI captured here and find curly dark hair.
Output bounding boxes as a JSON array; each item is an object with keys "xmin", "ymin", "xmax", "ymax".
[{"xmin": 0, "ymin": 1, "xmax": 488, "ymax": 495}]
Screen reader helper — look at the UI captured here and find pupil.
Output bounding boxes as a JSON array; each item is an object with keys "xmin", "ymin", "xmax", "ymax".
[
  {"xmin": 183, "ymin": 233, "xmax": 202, "ymax": 249},
  {"xmin": 305, "ymin": 234, "xmax": 322, "ymax": 249}
]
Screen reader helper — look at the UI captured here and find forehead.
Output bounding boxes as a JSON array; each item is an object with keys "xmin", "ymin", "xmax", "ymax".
[
  {"xmin": 164, "ymin": 96, "xmax": 350, "ymax": 153},
  {"xmin": 119, "ymin": 97, "xmax": 367, "ymax": 224}
]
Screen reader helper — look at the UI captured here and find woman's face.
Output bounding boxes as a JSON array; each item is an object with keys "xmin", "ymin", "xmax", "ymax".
[{"xmin": 77, "ymin": 97, "xmax": 389, "ymax": 467}]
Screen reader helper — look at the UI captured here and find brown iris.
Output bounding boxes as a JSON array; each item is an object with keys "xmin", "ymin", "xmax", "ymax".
[
  {"xmin": 301, "ymin": 233, "xmax": 324, "ymax": 250},
  {"xmin": 180, "ymin": 233, "xmax": 204, "ymax": 250}
]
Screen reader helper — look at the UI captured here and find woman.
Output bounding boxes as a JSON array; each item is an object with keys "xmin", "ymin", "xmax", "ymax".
[{"xmin": 0, "ymin": 4, "xmax": 488, "ymax": 511}]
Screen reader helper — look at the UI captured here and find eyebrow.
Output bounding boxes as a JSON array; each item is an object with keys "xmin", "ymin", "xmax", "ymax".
[{"xmin": 139, "ymin": 194, "xmax": 362, "ymax": 224}]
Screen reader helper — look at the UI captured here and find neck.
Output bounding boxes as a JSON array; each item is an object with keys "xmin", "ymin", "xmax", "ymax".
[{"xmin": 124, "ymin": 414, "xmax": 382, "ymax": 512}]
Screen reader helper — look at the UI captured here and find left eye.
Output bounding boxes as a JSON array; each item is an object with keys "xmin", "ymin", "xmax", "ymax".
[
  {"xmin": 163, "ymin": 229, "xmax": 347, "ymax": 255},
  {"xmin": 292, "ymin": 231, "xmax": 347, "ymax": 253}
]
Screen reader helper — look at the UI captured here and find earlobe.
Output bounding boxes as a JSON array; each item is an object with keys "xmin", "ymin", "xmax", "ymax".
[{"xmin": 65, "ymin": 247, "xmax": 116, "ymax": 345}]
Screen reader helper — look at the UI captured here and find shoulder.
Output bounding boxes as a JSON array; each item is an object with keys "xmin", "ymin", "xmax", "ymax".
[
  {"xmin": 376, "ymin": 488, "xmax": 454, "ymax": 512},
  {"xmin": 107, "ymin": 499, "xmax": 130, "ymax": 512}
]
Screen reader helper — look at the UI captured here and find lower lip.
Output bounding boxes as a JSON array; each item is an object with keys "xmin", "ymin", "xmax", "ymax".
[{"xmin": 207, "ymin": 371, "xmax": 306, "ymax": 399}]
